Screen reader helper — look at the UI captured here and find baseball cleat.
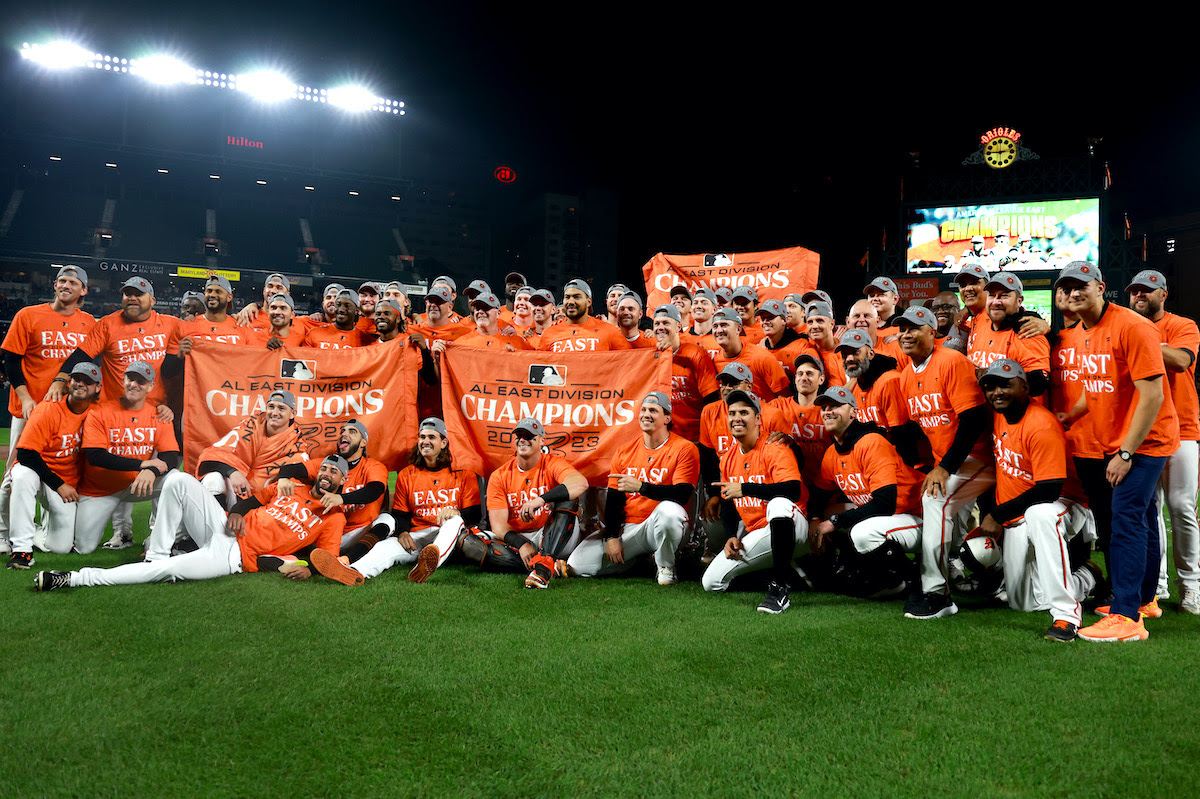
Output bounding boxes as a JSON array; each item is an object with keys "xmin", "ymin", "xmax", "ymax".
[
  {"xmin": 101, "ymin": 532, "xmax": 134, "ymax": 550},
  {"xmin": 903, "ymin": 592, "xmax": 958, "ymax": 620},
  {"xmin": 656, "ymin": 566, "xmax": 677, "ymax": 586},
  {"xmin": 7, "ymin": 552, "xmax": 35, "ymax": 570},
  {"xmin": 255, "ymin": 554, "xmax": 308, "ymax": 572},
  {"xmin": 524, "ymin": 556, "xmax": 555, "ymax": 589},
  {"xmin": 1078, "ymin": 613, "xmax": 1148, "ymax": 643},
  {"xmin": 1180, "ymin": 588, "xmax": 1200, "ymax": 615},
  {"xmin": 34, "ymin": 570, "xmax": 71, "ymax": 591},
  {"xmin": 1043, "ymin": 620, "xmax": 1079, "ymax": 642},
  {"xmin": 408, "ymin": 544, "xmax": 440, "ymax": 583},
  {"xmin": 1094, "ymin": 597, "xmax": 1161, "ymax": 619},
  {"xmin": 310, "ymin": 548, "xmax": 365, "ymax": 586},
  {"xmin": 757, "ymin": 581, "xmax": 791, "ymax": 614}
]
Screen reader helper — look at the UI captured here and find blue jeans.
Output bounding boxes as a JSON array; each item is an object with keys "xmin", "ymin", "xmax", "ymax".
[{"xmin": 1109, "ymin": 454, "xmax": 1167, "ymax": 619}]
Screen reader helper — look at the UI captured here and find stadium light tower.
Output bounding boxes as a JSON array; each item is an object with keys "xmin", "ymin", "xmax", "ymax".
[
  {"xmin": 328, "ymin": 85, "xmax": 377, "ymax": 112},
  {"xmin": 238, "ymin": 70, "xmax": 298, "ymax": 103},
  {"xmin": 130, "ymin": 54, "xmax": 195, "ymax": 85},
  {"xmin": 20, "ymin": 41, "xmax": 92, "ymax": 70}
]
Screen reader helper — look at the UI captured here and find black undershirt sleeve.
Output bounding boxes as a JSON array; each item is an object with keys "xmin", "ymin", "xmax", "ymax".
[
  {"xmin": 5, "ymin": 352, "xmax": 26, "ymax": 388},
  {"xmin": 15, "ymin": 448, "xmax": 64, "ymax": 489},
  {"xmin": 891, "ymin": 422, "xmax": 924, "ymax": 468},
  {"xmin": 198, "ymin": 460, "xmax": 237, "ymax": 478},
  {"xmin": 460, "ymin": 504, "xmax": 482, "ymax": 528},
  {"xmin": 230, "ymin": 496, "xmax": 263, "ymax": 516},
  {"xmin": 59, "ymin": 347, "xmax": 92, "ymax": 375},
  {"xmin": 637, "ymin": 482, "xmax": 694, "ymax": 505},
  {"xmin": 741, "ymin": 480, "xmax": 805, "ymax": 503},
  {"xmin": 604, "ymin": 489, "xmax": 627, "ymax": 539},
  {"xmin": 720, "ymin": 499, "xmax": 741, "ymax": 541},
  {"xmin": 836, "ymin": 484, "xmax": 898, "ymax": 529},
  {"xmin": 938, "ymin": 404, "xmax": 989, "ymax": 475},
  {"xmin": 161, "ymin": 354, "xmax": 184, "ymax": 379},
  {"xmin": 989, "ymin": 479, "xmax": 1064, "ymax": 526},
  {"xmin": 339, "ymin": 482, "xmax": 385, "ymax": 507},
  {"xmin": 85, "ymin": 448, "xmax": 143, "ymax": 472},
  {"xmin": 699, "ymin": 445, "xmax": 720, "ymax": 487},
  {"xmin": 418, "ymin": 347, "xmax": 438, "ymax": 386},
  {"xmin": 275, "ymin": 463, "xmax": 310, "ymax": 481},
  {"xmin": 393, "ymin": 510, "xmax": 413, "ymax": 535}
]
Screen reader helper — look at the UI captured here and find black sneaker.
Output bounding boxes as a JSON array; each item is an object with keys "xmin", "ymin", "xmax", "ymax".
[
  {"xmin": 757, "ymin": 581, "xmax": 791, "ymax": 614},
  {"xmin": 7, "ymin": 552, "xmax": 34, "ymax": 570},
  {"xmin": 1044, "ymin": 619, "xmax": 1079, "ymax": 642},
  {"xmin": 904, "ymin": 591, "xmax": 958, "ymax": 620},
  {"xmin": 34, "ymin": 570, "xmax": 71, "ymax": 591}
]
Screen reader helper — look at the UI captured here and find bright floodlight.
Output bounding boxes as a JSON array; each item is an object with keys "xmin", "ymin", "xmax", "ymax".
[
  {"xmin": 21, "ymin": 41, "xmax": 92, "ymax": 70},
  {"xmin": 328, "ymin": 85, "xmax": 377, "ymax": 112},
  {"xmin": 131, "ymin": 54, "xmax": 195, "ymax": 85},
  {"xmin": 238, "ymin": 70, "xmax": 296, "ymax": 102}
]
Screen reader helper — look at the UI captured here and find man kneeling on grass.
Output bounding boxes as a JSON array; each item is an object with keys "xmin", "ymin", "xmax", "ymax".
[{"xmin": 35, "ymin": 456, "xmax": 348, "ymax": 591}]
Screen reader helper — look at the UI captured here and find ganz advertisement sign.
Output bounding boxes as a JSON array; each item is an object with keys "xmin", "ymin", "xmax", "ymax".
[
  {"xmin": 94, "ymin": 259, "xmax": 166, "ymax": 276},
  {"xmin": 641, "ymin": 246, "xmax": 820, "ymax": 310}
]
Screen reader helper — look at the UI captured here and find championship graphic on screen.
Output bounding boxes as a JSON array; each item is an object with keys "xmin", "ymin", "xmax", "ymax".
[{"xmin": 905, "ymin": 197, "xmax": 1100, "ymax": 274}]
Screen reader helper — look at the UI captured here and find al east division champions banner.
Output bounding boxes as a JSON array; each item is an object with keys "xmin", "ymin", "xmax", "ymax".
[
  {"xmin": 183, "ymin": 339, "xmax": 418, "ymax": 472},
  {"xmin": 441, "ymin": 348, "xmax": 672, "ymax": 485},
  {"xmin": 641, "ymin": 246, "xmax": 821, "ymax": 310}
]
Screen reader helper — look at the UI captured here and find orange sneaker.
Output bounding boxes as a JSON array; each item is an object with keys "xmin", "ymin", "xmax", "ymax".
[
  {"xmin": 1094, "ymin": 597, "xmax": 1162, "ymax": 619},
  {"xmin": 408, "ymin": 544, "xmax": 440, "ymax": 584},
  {"xmin": 1078, "ymin": 613, "xmax": 1149, "ymax": 643},
  {"xmin": 310, "ymin": 548, "xmax": 365, "ymax": 586}
]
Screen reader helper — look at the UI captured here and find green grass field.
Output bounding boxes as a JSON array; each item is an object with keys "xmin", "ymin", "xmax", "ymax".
[{"xmin": 3, "ymin": 458, "xmax": 1200, "ymax": 797}]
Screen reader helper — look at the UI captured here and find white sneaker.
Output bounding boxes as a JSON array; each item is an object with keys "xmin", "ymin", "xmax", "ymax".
[
  {"xmin": 656, "ymin": 566, "xmax": 677, "ymax": 586},
  {"xmin": 101, "ymin": 532, "xmax": 134, "ymax": 550},
  {"xmin": 1180, "ymin": 588, "xmax": 1200, "ymax": 615}
]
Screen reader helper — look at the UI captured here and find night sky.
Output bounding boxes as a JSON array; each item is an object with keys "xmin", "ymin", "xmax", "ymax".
[{"xmin": 7, "ymin": 3, "xmax": 1197, "ymax": 297}]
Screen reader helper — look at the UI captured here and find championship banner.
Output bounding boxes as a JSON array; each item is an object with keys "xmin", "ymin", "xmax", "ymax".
[
  {"xmin": 182, "ymin": 339, "xmax": 418, "ymax": 473},
  {"xmin": 441, "ymin": 348, "xmax": 672, "ymax": 485},
  {"xmin": 641, "ymin": 246, "xmax": 821, "ymax": 310}
]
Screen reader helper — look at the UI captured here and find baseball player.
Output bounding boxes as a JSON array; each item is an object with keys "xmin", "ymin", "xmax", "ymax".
[
  {"xmin": 669, "ymin": 285, "xmax": 694, "ymax": 331},
  {"xmin": 893, "ymin": 305, "xmax": 995, "ymax": 620},
  {"xmin": 966, "ymin": 273, "xmax": 1051, "ymax": 393},
  {"xmin": 864, "ymin": 277, "xmax": 902, "ymax": 328},
  {"xmin": 699, "ymin": 363, "xmax": 787, "ymax": 498},
  {"xmin": 4, "ymin": 362, "xmax": 102, "ymax": 568},
  {"xmin": 710, "ymin": 308, "xmax": 791, "ymax": 402},
  {"xmin": 846, "ymin": 300, "xmax": 910, "ymax": 370},
  {"xmin": 191, "ymin": 389, "xmax": 309, "ymax": 512},
  {"xmin": 1055, "ymin": 262, "xmax": 1179, "ymax": 643},
  {"xmin": 162, "ymin": 276, "xmax": 246, "ymax": 368},
  {"xmin": 235, "ymin": 273, "xmax": 320, "ymax": 338},
  {"xmin": 35, "ymin": 455, "xmax": 348, "ymax": 592},
  {"xmin": 73, "ymin": 361, "xmax": 181, "ymax": 553},
  {"xmin": 729, "ymin": 287, "xmax": 766, "ymax": 344},
  {"xmin": 767, "ymin": 354, "xmax": 831, "ymax": 491},
  {"xmin": 522, "ymin": 289, "xmax": 558, "ymax": 348},
  {"xmin": 836, "ymin": 329, "xmax": 906, "ymax": 434},
  {"xmin": 978, "ymin": 359, "xmax": 1100, "ymax": 641},
  {"xmin": 803, "ymin": 302, "xmax": 847, "ymax": 387},
  {"xmin": 441, "ymin": 291, "xmax": 532, "ymax": 351},
  {"xmin": 302, "ymin": 290, "xmax": 370, "ymax": 348},
  {"xmin": 615, "ymin": 293, "xmax": 656, "ymax": 348},
  {"xmin": 0, "ymin": 264, "xmax": 95, "ymax": 554},
  {"xmin": 245, "ymin": 294, "xmax": 303, "ymax": 348},
  {"xmin": 758, "ymin": 299, "xmax": 819, "ymax": 378},
  {"xmin": 415, "ymin": 276, "xmax": 464, "ymax": 326},
  {"xmin": 501, "ymin": 271, "xmax": 528, "ymax": 322},
  {"xmin": 808, "ymin": 385, "xmax": 924, "ymax": 599},
  {"xmin": 683, "ymin": 287, "xmax": 717, "ymax": 342},
  {"xmin": 566, "ymin": 392, "xmax": 699, "ymax": 584},
  {"xmin": 355, "ymin": 282, "xmax": 380, "ymax": 335},
  {"xmin": 702, "ymin": 389, "xmax": 811, "ymax": 615},
  {"xmin": 537, "ymin": 279, "xmax": 631, "ymax": 353},
  {"xmin": 463, "ymin": 418, "xmax": 589, "ymax": 588},
  {"xmin": 1125, "ymin": 269, "xmax": 1200, "ymax": 613},
  {"xmin": 273, "ymin": 419, "xmax": 391, "ymax": 554}
]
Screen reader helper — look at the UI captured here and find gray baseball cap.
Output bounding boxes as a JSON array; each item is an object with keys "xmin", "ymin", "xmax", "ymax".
[
  {"xmin": 381, "ymin": 281, "xmax": 406, "ymax": 295},
  {"xmin": 464, "ymin": 280, "xmax": 491, "ymax": 298},
  {"xmin": 864, "ymin": 276, "xmax": 899, "ymax": 295},
  {"xmin": 692, "ymin": 288, "xmax": 717, "ymax": 304},
  {"xmin": 642, "ymin": 390, "xmax": 672, "ymax": 413},
  {"xmin": 564, "ymin": 278, "xmax": 592, "ymax": 299},
  {"xmin": 783, "ymin": 293, "xmax": 805, "ymax": 306},
  {"xmin": 836, "ymin": 329, "xmax": 873, "ymax": 351},
  {"xmin": 895, "ymin": 306, "xmax": 937, "ymax": 328},
  {"xmin": 205, "ymin": 275, "xmax": 233, "ymax": 293},
  {"xmin": 802, "ymin": 289, "xmax": 832, "ymax": 305},
  {"xmin": 268, "ymin": 293, "xmax": 295, "ymax": 310},
  {"xmin": 506, "ymin": 271, "xmax": 528, "ymax": 285},
  {"xmin": 529, "ymin": 289, "xmax": 555, "ymax": 306},
  {"xmin": 124, "ymin": 361, "xmax": 155, "ymax": 383},
  {"xmin": 806, "ymin": 301, "xmax": 835, "ymax": 320},
  {"xmin": 323, "ymin": 282, "xmax": 346, "ymax": 297},
  {"xmin": 181, "ymin": 290, "xmax": 204, "ymax": 303},
  {"xmin": 470, "ymin": 292, "xmax": 501, "ymax": 310},
  {"xmin": 954, "ymin": 263, "xmax": 990, "ymax": 285},
  {"xmin": 514, "ymin": 417, "xmax": 545, "ymax": 437},
  {"xmin": 121, "ymin": 276, "xmax": 154, "ymax": 296},
  {"xmin": 376, "ymin": 299, "xmax": 403, "ymax": 314},
  {"xmin": 431, "ymin": 275, "xmax": 457, "ymax": 292},
  {"xmin": 731, "ymin": 286, "xmax": 758, "ymax": 303},
  {"xmin": 335, "ymin": 289, "xmax": 359, "ymax": 307},
  {"xmin": 618, "ymin": 291, "xmax": 643, "ymax": 309},
  {"xmin": 814, "ymin": 385, "xmax": 857, "ymax": 408},
  {"xmin": 358, "ymin": 282, "xmax": 379, "ymax": 295},
  {"xmin": 724, "ymin": 388, "xmax": 761, "ymax": 413},
  {"xmin": 1055, "ymin": 261, "xmax": 1103, "ymax": 288},
  {"xmin": 718, "ymin": 362, "xmax": 753, "ymax": 383},
  {"xmin": 607, "ymin": 282, "xmax": 631, "ymax": 296},
  {"xmin": 985, "ymin": 272, "xmax": 1024, "ymax": 294},
  {"xmin": 57, "ymin": 264, "xmax": 88, "ymax": 286},
  {"xmin": 756, "ymin": 299, "xmax": 786, "ymax": 318},
  {"xmin": 321, "ymin": 454, "xmax": 349, "ymax": 477},
  {"xmin": 267, "ymin": 389, "xmax": 297, "ymax": 411},
  {"xmin": 978, "ymin": 358, "xmax": 1027, "ymax": 385},
  {"xmin": 425, "ymin": 285, "xmax": 454, "ymax": 304},
  {"xmin": 419, "ymin": 417, "xmax": 448, "ymax": 438},
  {"xmin": 653, "ymin": 304, "xmax": 681, "ymax": 322},
  {"xmin": 1125, "ymin": 269, "xmax": 1168, "ymax": 293},
  {"xmin": 265, "ymin": 273, "xmax": 290, "ymax": 291},
  {"xmin": 344, "ymin": 418, "xmax": 369, "ymax": 442},
  {"xmin": 714, "ymin": 287, "xmax": 734, "ymax": 303},
  {"xmin": 712, "ymin": 308, "xmax": 742, "ymax": 325},
  {"xmin": 668, "ymin": 285, "xmax": 692, "ymax": 299},
  {"xmin": 69, "ymin": 361, "xmax": 101, "ymax": 383},
  {"xmin": 794, "ymin": 353, "xmax": 825, "ymax": 374}
]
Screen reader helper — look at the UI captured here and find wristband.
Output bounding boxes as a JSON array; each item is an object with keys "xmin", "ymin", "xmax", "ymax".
[{"xmin": 51, "ymin": 377, "xmax": 67, "ymax": 384}]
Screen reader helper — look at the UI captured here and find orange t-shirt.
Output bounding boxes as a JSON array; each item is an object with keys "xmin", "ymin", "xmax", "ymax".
[
  {"xmin": 78, "ymin": 310, "xmax": 180, "ymax": 404},
  {"xmin": 851, "ymin": 369, "xmax": 907, "ymax": 432},
  {"xmin": 2, "ymin": 303, "xmax": 95, "ymax": 417},
  {"xmin": 79, "ymin": 400, "xmax": 179, "ymax": 496},
  {"xmin": 719, "ymin": 437, "xmax": 807, "ymax": 532},
  {"xmin": 166, "ymin": 316, "xmax": 247, "ymax": 353},
  {"xmin": 301, "ymin": 325, "xmax": 370, "ymax": 349},
  {"xmin": 817, "ymin": 431, "xmax": 923, "ymax": 515},
  {"xmin": 1156, "ymin": 311, "xmax": 1200, "ymax": 441},
  {"xmin": 249, "ymin": 312, "xmax": 320, "ymax": 336},
  {"xmin": 740, "ymin": 321, "xmax": 767, "ymax": 345},
  {"xmin": 303, "ymin": 455, "xmax": 389, "ymax": 530},
  {"xmin": 196, "ymin": 414, "xmax": 310, "ymax": 492},
  {"xmin": 243, "ymin": 327, "xmax": 306, "ymax": 348},
  {"xmin": 968, "ymin": 320, "xmax": 1051, "ymax": 373},
  {"xmin": 537, "ymin": 318, "xmax": 632, "ymax": 353},
  {"xmin": 899, "ymin": 345, "xmax": 989, "ymax": 465},
  {"xmin": 712, "ymin": 342, "xmax": 791, "ymax": 402},
  {"xmin": 239, "ymin": 482, "xmax": 345, "ymax": 572},
  {"xmin": 393, "ymin": 465, "xmax": 482, "ymax": 530},
  {"xmin": 873, "ymin": 335, "xmax": 912, "ymax": 371},
  {"xmin": 15, "ymin": 397, "xmax": 92, "ymax": 486},
  {"xmin": 668, "ymin": 343, "xmax": 720, "ymax": 442},
  {"xmin": 1076, "ymin": 303, "xmax": 1179, "ymax": 458},
  {"xmin": 625, "ymin": 330, "xmax": 657, "ymax": 349},
  {"xmin": 815, "ymin": 345, "xmax": 847, "ymax": 387},
  {"xmin": 1051, "ymin": 324, "xmax": 1103, "ymax": 460},
  {"xmin": 700, "ymin": 399, "xmax": 786, "ymax": 457},
  {"xmin": 768, "ymin": 398, "xmax": 831, "ymax": 484},
  {"xmin": 486, "ymin": 453, "xmax": 582, "ymax": 534},
  {"xmin": 761, "ymin": 335, "xmax": 820, "ymax": 379},
  {"xmin": 409, "ymin": 320, "xmax": 474, "ymax": 345},
  {"xmin": 608, "ymin": 432, "xmax": 700, "ymax": 525},
  {"xmin": 453, "ymin": 330, "xmax": 533, "ymax": 350},
  {"xmin": 992, "ymin": 402, "xmax": 1085, "ymax": 519}
]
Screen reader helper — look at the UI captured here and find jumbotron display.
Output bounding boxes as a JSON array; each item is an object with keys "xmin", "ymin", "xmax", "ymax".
[{"xmin": 905, "ymin": 197, "xmax": 1101, "ymax": 274}]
